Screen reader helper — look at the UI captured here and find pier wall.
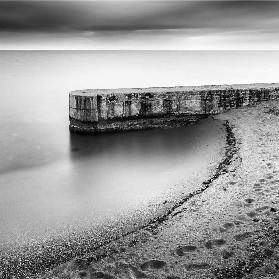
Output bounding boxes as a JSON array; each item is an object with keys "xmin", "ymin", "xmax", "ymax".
[{"xmin": 69, "ymin": 84, "xmax": 279, "ymax": 134}]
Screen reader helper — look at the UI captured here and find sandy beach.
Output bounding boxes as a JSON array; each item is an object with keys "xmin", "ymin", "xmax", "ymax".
[
  {"xmin": 2, "ymin": 1, "xmax": 279, "ymax": 277},
  {"xmin": 38, "ymin": 100, "xmax": 279, "ymax": 279}
]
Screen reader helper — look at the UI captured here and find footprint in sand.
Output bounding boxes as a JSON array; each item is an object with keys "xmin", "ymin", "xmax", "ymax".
[
  {"xmin": 234, "ymin": 201, "xmax": 244, "ymax": 208},
  {"xmin": 220, "ymin": 222, "xmax": 234, "ymax": 232},
  {"xmin": 185, "ymin": 263, "xmax": 210, "ymax": 270},
  {"xmin": 222, "ymin": 250, "xmax": 234, "ymax": 259},
  {"xmin": 253, "ymin": 183, "xmax": 263, "ymax": 192},
  {"xmin": 266, "ymin": 162, "xmax": 273, "ymax": 168},
  {"xmin": 254, "ymin": 183, "xmax": 262, "ymax": 189},
  {"xmin": 71, "ymin": 258, "xmax": 91, "ymax": 271},
  {"xmin": 129, "ymin": 266, "xmax": 148, "ymax": 278},
  {"xmin": 175, "ymin": 245, "xmax": 197, "ymax": 256},
  {"xmin": 246, "ymin": 211, "xmax": 258, "ymax": 218},
  {"xmin": 234, "ymin": 220, "xmax": 243, "ymax": 226},
  {"xmin": 223, "ymin": 222, "xmax": 235, "ymax": 229},
  {"xmin": 255, "ymin": 205, "xmax": 269, "ymax": 212},
  {"xmin": 266, "ymin": 174, "xmax": 274, "ymax": 180},
  {"xmin": 263, "ymin": 210, "xmax": 272, "ymax": 217},
  {"xmin": 236, "ymin": 215, "xmax": 250, "ymax": 222},
  {"xmin": 78, "ymin": 271, "xmax": 88, "ymax": 278},
  {"xmin": 140, "ymin": 259, "xmax": 166, "ymax": 271},
  {"xmin": 204, "ymin": 239, "xmax": 226, "ymax": 249},
  {"xmin": 115, "ymin": 261, "xmax": 148, "ymax": 279},
  {"xmin": 244, "ymin": 198, "xmax": 254, "ymax": 204},
  {"xmin": 233, "ymin": 231, "xmax": 253, "ymax": 241},
  {"xmin": 219, "ymin": 227, "xmax": 227, "ymax": 233},
  {"xmin": 91, "ymin": 271, "xmax": 117, "ymax": 279}
]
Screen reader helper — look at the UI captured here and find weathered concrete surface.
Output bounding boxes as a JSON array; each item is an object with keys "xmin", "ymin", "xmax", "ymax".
[{"xmin": 69, "ymin": 83, "xmax": 279, "ymax": 134}]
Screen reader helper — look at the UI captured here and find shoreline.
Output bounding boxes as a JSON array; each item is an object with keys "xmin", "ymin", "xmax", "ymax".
[
  {"xmin": 40, "ymin": 100, "xmax": 279, "ymax": 279},
  {"xmin": 35, "ymin": 115, "xmax": 237, "ymax": 277},
  {"xmin": 0, "ymin": 118, "xmax": 226, "ymax": 279}
]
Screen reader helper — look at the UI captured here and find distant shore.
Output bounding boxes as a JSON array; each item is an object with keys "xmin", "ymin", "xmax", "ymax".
[{"xmin": 39, "ymin": 101, "xmax": 279, "ymax": 279}]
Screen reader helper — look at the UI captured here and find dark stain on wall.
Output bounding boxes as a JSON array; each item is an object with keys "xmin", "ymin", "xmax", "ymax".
[
  {"xmin": 163, "ymin": 99, "xmax": 172, "ymax": 114},
  {"xmin": 124, "ymin": 100, "xmax": 132, "ymax": 117},
  {"xmin": 97, "ymin": 95, "xmax": 102, "ymax": 120},
  {"xmin": 140, "ymin": 101, "xmax": 152, "ymax": 116}
]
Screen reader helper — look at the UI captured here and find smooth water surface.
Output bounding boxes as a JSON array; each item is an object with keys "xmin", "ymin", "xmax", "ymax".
[{"xmin": 0, "ymin": 50, "xmax": 278, "ymax": 250}]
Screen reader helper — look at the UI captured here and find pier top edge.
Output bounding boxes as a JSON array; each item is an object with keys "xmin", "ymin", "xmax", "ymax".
[{"xmin": 69, "ymin": 83, "xmax": 279, "ymax": 97}]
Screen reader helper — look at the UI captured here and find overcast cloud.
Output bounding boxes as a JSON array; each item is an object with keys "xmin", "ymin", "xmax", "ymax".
[{"xmin": 1, "ymin": 1, "xmax": 279, "ymax": 49}]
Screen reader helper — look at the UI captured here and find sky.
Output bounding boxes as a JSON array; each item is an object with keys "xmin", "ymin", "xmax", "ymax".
[{"xmin": 1, "ymin": 0, "xmax": 279, "ymax": 50}]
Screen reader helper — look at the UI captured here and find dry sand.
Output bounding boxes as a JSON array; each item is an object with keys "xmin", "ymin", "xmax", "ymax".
[{"xmin": 39, "ymin": 101, "xmax": 279, "ymax": 279}]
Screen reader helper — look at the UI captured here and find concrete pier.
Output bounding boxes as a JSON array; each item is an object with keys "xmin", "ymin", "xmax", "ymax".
[{"xmin": 69, "ymin": 83, "xmax": 279, "ymax": 134}]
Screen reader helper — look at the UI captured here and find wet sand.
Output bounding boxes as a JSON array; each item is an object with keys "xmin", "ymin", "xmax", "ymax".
[{"xmin": 38, "ymin": 100, "xmax": 279, "ymax": 279}]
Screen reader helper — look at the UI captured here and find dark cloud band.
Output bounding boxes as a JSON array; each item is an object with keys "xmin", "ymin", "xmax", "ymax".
[{"xmin": 0, "ymin": 1, "xmax": 279, "ymax": 34}]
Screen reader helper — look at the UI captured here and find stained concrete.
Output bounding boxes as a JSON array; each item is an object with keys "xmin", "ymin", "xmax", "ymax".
[{"xmin": 69, "ymin": 83, "xmax": 279, "ymax": 134}]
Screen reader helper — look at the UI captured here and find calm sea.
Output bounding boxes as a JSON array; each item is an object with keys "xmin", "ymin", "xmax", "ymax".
[{"xmin": 0, "ymin": 50, "xmax": 278, "ymax": 274}]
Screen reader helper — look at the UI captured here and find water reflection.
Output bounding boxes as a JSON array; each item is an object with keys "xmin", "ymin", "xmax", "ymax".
[
  {"xmin": 1, "ymin": 50, "xmax": 279, "ymax": 275},
  {"xmin": 0, "ymin": 118, "xmax": 225, "ymax": 249},
  {"xmin": 67, "ymin": 119, "xmax": 225, "ymax": 218},
  {"xmin": 0, "ymin": 50, "xmax": 232, "ymax": 255},
  {"xmin": 70, "ymin": 126, "xmax": 206, "ymax": 168}
]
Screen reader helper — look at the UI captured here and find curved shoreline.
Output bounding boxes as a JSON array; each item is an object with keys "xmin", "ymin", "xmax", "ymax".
[
  {"xmin": 82, "ymin": 118, "xmax": 239, "ymax": 264},
  {"xmin": 41, "ymin": 101, "xmax": 279, "ymax": 279},
  {"xmin": 140, "ymin": 119, "xmax": 239, "ymax": 230},
  {"xmin": 1, "ymin": 120, "xmax": 229, "ymax": 278},
  {"xmin": 29, "ymin": 117, "xmax": 238, "ymax": 278},
  {"xmin": 0, "ymin": 118, "xmax": 227, "ymax": 278}
]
